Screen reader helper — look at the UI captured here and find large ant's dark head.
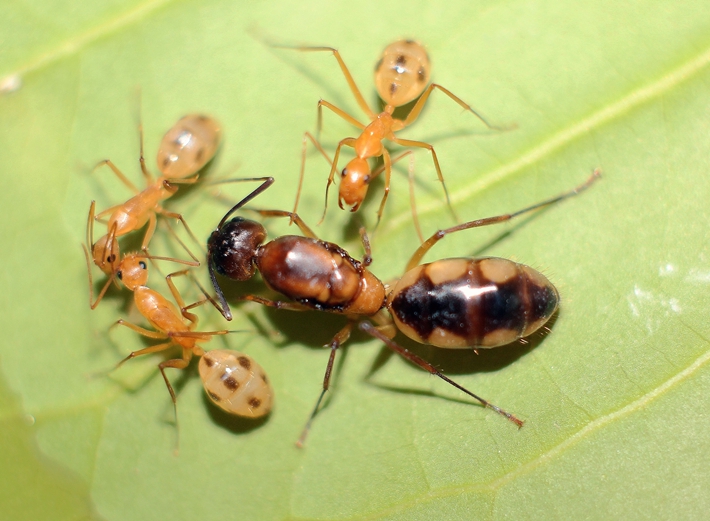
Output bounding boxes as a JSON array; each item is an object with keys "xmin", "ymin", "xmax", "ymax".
[
  {"xmin": 208, "ymin": 217, "xmax": 267, "ymax": 281},
  {"xmin": 207, "ymin": 217, "xmax": 267, "ymax": 321}
]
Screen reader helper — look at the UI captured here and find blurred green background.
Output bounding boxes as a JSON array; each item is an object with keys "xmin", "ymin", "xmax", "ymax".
[{"xmin": 1, "ymin": 0, "xmax": 709, "ymax": 519}]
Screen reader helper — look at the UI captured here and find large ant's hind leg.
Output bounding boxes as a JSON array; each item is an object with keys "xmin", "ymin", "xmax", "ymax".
[
  {"xmin": 391, "ymin": 136, "xmax": 459, "ymax": 225},
  {"xmin": 238, "ymin": 294, "xmax": 311, "ymax": 312},
  {"xmin": 251, "ymin": 209, "xmax": 319, "ymax": 239},
  {"xmin": 359, "ymin": 321, "xmax": 523, "ymax": 428},
  {"xmin": 400, "ymin": 83, "xmax": 512, "ymax": 132},
  {"xmin": 358, "ymin": 227, "xmax": 373, "ymax": 267},
  {"xmin": 297, "ymin": 321, "xmax": 354, "ymax": 448},
  {"xmin": 405, "ymin": 169, "xmax": 601, "ymax": 271}
]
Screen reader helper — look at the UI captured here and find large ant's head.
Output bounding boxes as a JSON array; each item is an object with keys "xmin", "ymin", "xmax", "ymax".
[
  {"xmin": 205, "ymin": 176, "xmax": 274, "ymax": 321},
  {"xmin": 208, "ymin": 217, "xmax": 266, "ymax": 281},
  {"xmin": 207, "ymin": 217, "xmax": 267, "ymax": 321}
]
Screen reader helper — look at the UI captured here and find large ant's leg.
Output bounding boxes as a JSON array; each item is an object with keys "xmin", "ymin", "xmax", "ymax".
[
  {"xmin": 293, "ymin": 132, "xmax": 336, "ymax": 221},
  {"xmin": 251, "ymin": 209, "xmax": 319, "ymax": 240},
  {"xmin": 94, "ymin": 159, "xmax": 142, "ymax": 194},
  {"xmin": 359, "ymin": 321, "xmax": 523, "ymax": 427},
  {"xmin": 358, "ymin": 227, "xmax": 372, "ymax": 267},
  {"xmin": 405, "ymin": 169, "xmax": 601, "ymax": 271},
  {"xmin": 400, "ymin": 83, "xmax": 512, "ymax": 132},
  {"xmin": 390, "ymin": 136, "xmax": 459, "ymax": 224},
  {"xmin": 238, "ymin": 294, "xmax": 310, "ymax": 312},
  {"xmin": 321, "ymin": 137, "xmax": 357, "ymax": 224},
  {"xmin": 297, "ymin": 321, "xmax": 354, "ymax": 447}
]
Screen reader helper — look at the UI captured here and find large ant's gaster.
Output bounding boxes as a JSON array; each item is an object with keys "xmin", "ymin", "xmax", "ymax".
[
  {"xmin": 206, "ymin": 170, "xmax": 600, "ymax": 446},
  {"xmin": 274, "ymin": 39, "xmax": 510, "ymax": 242},
  {"xmin": 109, "ymin": 267, "xmax": 273, "ymax": 450},
  {"xmin": 88, "ymin": 114, "xmax": 221, "ymax": 279}
]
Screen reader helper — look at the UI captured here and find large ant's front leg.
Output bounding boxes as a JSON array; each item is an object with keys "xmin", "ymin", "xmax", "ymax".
[{"xmin": 296, "ymin": 320, "xmax": 355, "ymax": 448}]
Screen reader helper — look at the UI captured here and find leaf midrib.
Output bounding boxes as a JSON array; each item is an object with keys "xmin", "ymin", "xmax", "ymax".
[
  {"xmin": 0, "ymin": 0, "xmax": 174, "ymax": 79},
  {"xmin": 384, "ymin": 43, "xmax": 710, "ymax": 235},
  {"xmin": 302, "ymin": 331, "xmax": 710, "ymax": 521}
]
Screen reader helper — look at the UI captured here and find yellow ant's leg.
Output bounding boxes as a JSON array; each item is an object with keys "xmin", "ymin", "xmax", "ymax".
[
  {"xmin": 391, "ymin": 136, "xmax": 459, "ymax": 224},
  {"xmin": 292, "ymin": 132, "xmax": 335, "ymax": 221},
  {"xmin": 399, "ymin": 83, "xmax": 510, "ymax": 131},
  {"xmin": 94, "ymin": 159, "xmax": 142, "ymax": 193},
  {"xmin": 320, "ymin": 137, "xmax": 356, "ymax": 224},
  {"xmin": 272, "ymin": 44, "xmax": 375, "ymax": 120},
  {"xmin": 296, "ymin": 321, "xmax": 355, "ymax": 448}
]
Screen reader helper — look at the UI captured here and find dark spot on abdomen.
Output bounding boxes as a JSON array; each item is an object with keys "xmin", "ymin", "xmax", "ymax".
[
  {"xmin": 223, "ymin": 375, "xmax": 239, "ymax": 391},
  {"xmin": 238, "ymin": 356, "xmax": 251, "ymax": 370}
]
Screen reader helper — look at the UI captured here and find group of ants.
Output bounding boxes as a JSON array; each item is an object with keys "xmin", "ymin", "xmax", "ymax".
[{"xmin": 85, "ymin": 40, "xmax": 600, "ymax": 449}]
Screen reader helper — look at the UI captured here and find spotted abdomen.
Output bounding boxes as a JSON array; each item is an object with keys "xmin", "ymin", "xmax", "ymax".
[
  {"xmin": 388, "ymin": 257, "xmax": 559, "ymax": 348},
  {"xmin": 198, "ymin": 350, "xmax": 273, "ymax": 418}
]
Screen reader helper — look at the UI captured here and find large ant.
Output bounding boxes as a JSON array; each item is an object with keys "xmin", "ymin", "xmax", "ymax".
[
  {"xmin": 88, "ymin": 114, "xmax": 221, "ymax": 280},
  {"xmin": 107, "ymin": 262, "xmax": 273, "ymax": 436},
  {"xmin": 279, "ymin": 40, "xmax": 507, "ymax": 241},
  {"xmin": 206, "ymin": 170, "xmax": 600, "ymax": 445}
]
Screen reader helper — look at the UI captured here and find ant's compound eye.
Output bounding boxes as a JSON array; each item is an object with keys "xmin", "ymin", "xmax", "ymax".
[
  {"xmin": 139, "ymin": 261, "xmax": 147, "ymax": 270},
  {"xmin": 341, "ymin": 167, "xmax": 348, "ymax": 178},
  {"xmin": 107, "ymin": 254, "xmax": 116, "ymax": 263},
  {"xmin": 117, "ymin": 271, "xmax": 123, "ymax": 280}
]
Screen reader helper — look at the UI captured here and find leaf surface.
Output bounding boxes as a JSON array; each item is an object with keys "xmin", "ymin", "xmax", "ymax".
[{"xmin": 1, "ymin": 1, "xmax": 709, "ymax": 519}]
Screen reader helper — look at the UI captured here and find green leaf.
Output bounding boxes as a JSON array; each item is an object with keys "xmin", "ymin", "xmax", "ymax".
[{"xmin": 2, "ymin": 0, "xmax": 710, "ymax": 519}]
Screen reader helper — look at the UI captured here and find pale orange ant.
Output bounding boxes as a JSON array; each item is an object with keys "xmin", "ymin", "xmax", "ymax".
[
  {"xmin": 279, "ymin": 40, "xmax": 508, "ymax": 241},
  {"xmin": 108, "ymin": 267, "xmax": 273, "ymax": 438},
  {"xmin": 88, "ymin": 114, "xmax": 221, "ymax": 279},
  {"xmin": 83, "ymin": 200, "xmax": 199, "ymax": 309},
  {"xmin": 207, "ymin": 171, "xmax": 599, "ymax": 445}
]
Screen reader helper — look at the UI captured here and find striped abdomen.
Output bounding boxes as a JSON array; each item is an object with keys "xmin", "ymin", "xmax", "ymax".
[{"xmin": 388, "ymin": 257, "xmax": 559, "ymax": 348}]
